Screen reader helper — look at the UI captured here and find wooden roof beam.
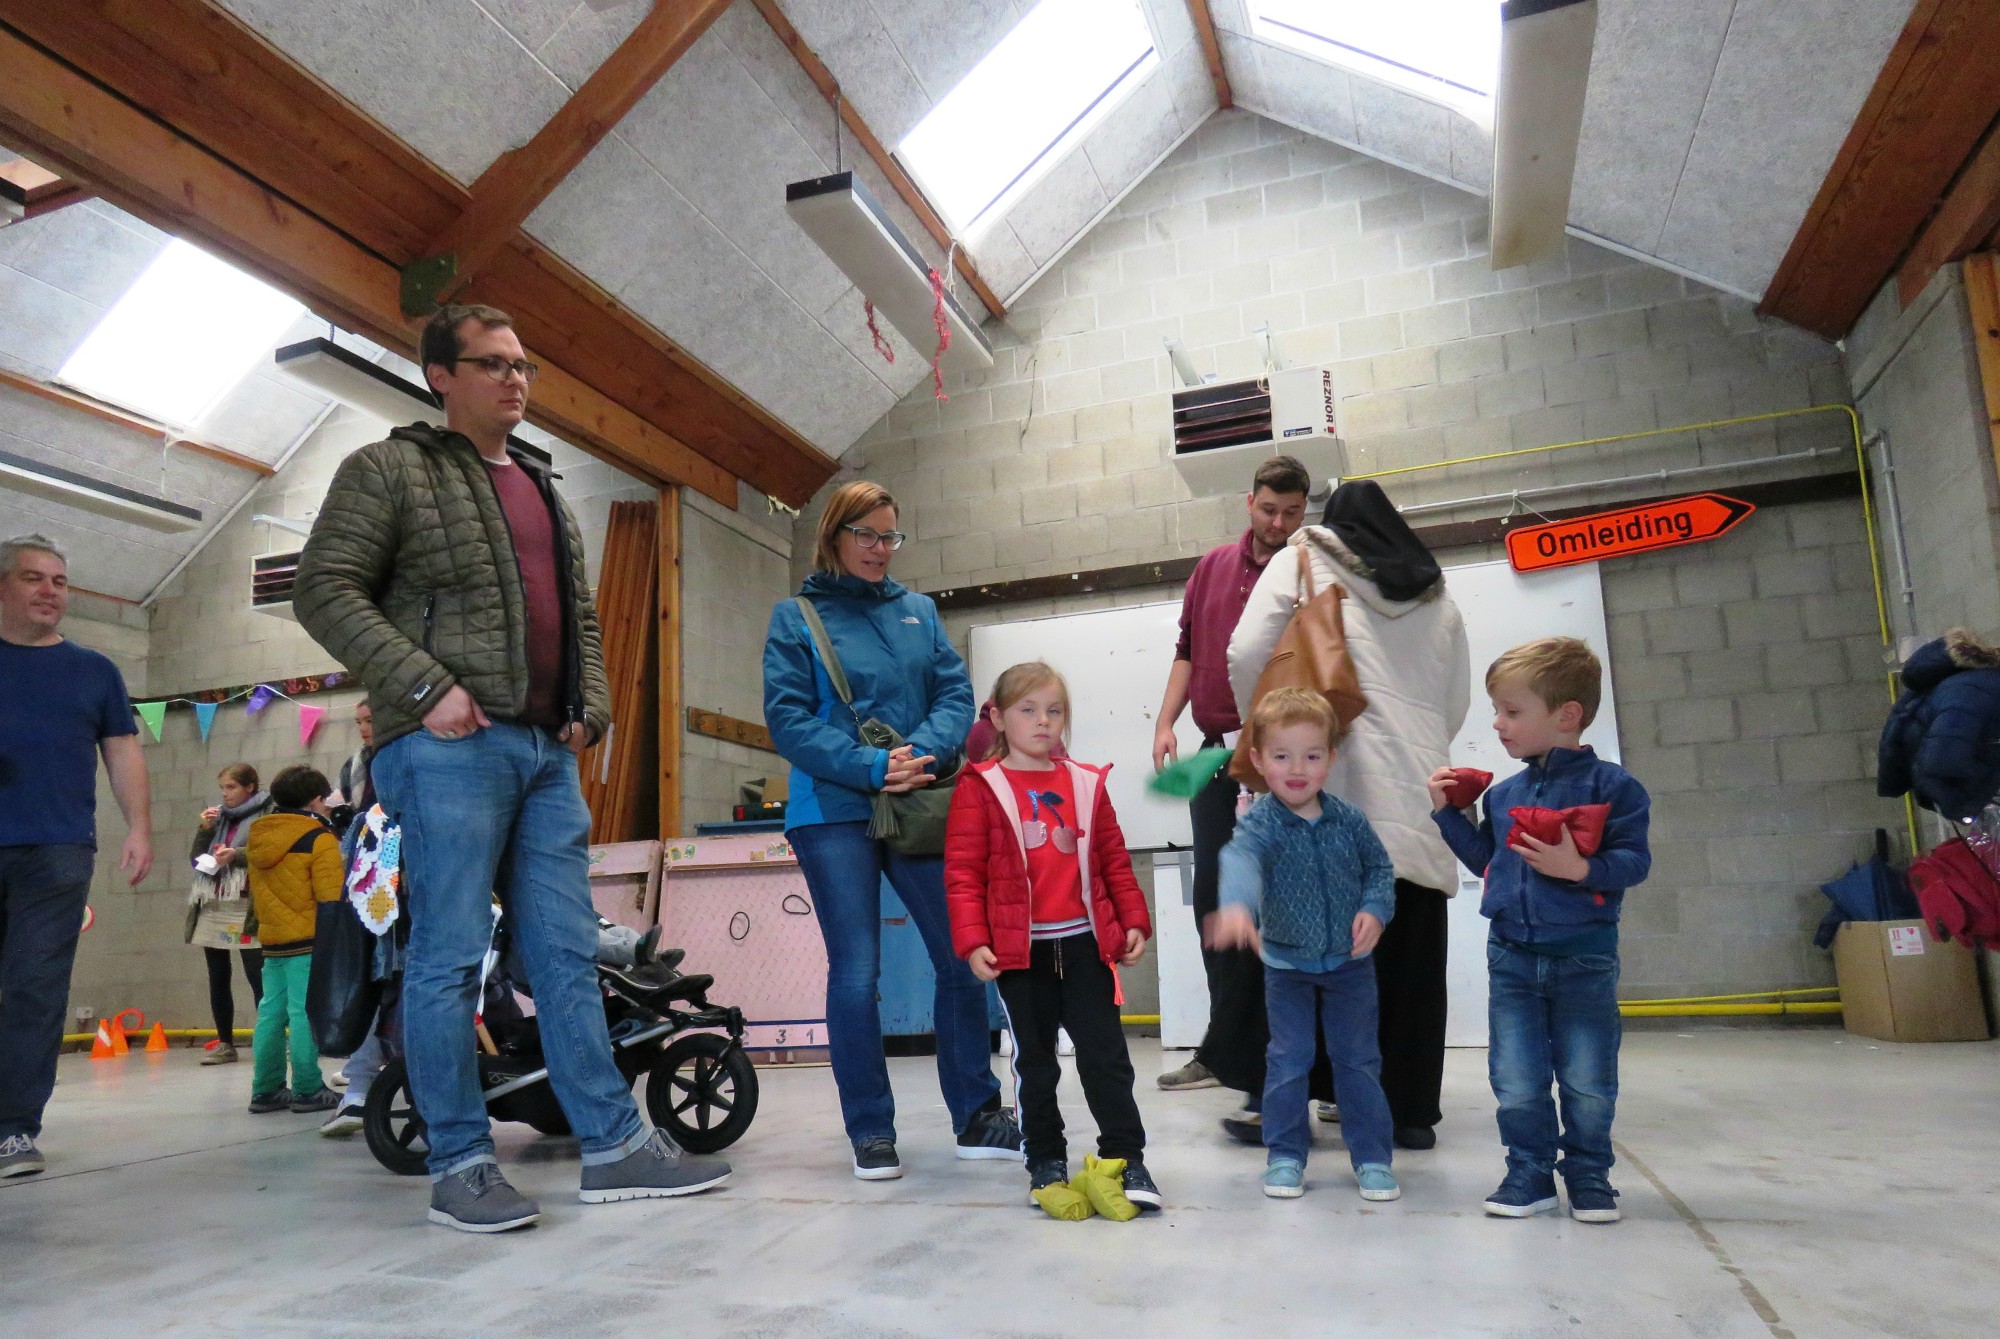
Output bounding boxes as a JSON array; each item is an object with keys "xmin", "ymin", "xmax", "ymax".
[
  {"xmin": 1759, "ymin": 0, "xmax": 2000, "ymax": 339},
  {"xmin": 746, "ymin": 0, "xmax": 1005, "ymax": 318},
  {"xmin": 0, "ymin": 153, "xmax": 90, "ymax": 222},
  {"xmin": 405, "ymin": 0, "xmax": 732, "ymax": 315},
  {"xmin": 0, "ymin": 368, "xmax": 276, "ymax": 476},
  {"xmin": 1897, "ymin": 120, "xmax": 2000, "ymax": 306},
  {"xmin": 0, "ymin": 24, "xmax": 736, "ymax": 507},
  {"xmin": 1185, "ymin": 0, "xmax": 1233, "ymax": 111}
]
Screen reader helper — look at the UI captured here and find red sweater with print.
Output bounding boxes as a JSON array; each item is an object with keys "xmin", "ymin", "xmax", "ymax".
[{"xmin": 943, "ymin": 757, "xmax": 1151, "ymax": 971}]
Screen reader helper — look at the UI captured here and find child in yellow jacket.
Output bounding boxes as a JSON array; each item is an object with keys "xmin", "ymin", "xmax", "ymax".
[{"xmin": 245, "ymin": 765, "xmax": 344, "ymax": 1115}]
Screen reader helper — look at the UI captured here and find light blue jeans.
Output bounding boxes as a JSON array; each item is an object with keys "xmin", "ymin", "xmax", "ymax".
[
  {"xmin": 1487, "ymin": 934, "xmax": 1621, "ymax": 1185},
  {"xmin": 372, "ymin": 722, "xmax": 647, "ymax": 1178}
]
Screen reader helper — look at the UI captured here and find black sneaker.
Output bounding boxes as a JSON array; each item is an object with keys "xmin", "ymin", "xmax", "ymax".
[
  {"xmin": 1220, "ymin": 1113, "xmax": 1263, "ymax": 1146},
  {"xmin": 955, "ymin": 1107, "xmax": 1025, "ymax": 1161},
  {"xmin": 1394, "ymin": 1125, "xmax": 1437, "ymax": 1151},
  {"xmin": 1483, "ymin": 1170, "xmax": 1560, "ymax": 1218},
  {"xmin": 1121, "ymin": 1161, "xmax": 1162, "ymax": 1211},
  {"xmin": 290, "ymin": 1087, "xmax": 340, "ymax": 1114},
  {"xmin": 1565, "ymin": 1179, "xmax": 1622, "ymax": 1223},
  {"xmin": 1026, "ymin": 1157, "xmax": 1069, "ymax": 1206},
  {"xmin": 247, "ymin": 1088, "xmax": 295, "ymax": 1114},
  {"xmin": 852, "ymin": 1137, "xmax": 902, "ymax": 1181}
]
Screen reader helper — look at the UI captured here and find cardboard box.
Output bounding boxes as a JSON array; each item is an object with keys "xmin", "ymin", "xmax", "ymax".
[{"xmin": 1832, "ymin": 920, "xmax": 1990, "ymax": 1042}]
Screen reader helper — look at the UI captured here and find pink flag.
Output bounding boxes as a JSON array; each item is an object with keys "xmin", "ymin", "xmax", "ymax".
[{"xmin": 298, "ymin": 703, "xmax": 325, "ymax": 747}]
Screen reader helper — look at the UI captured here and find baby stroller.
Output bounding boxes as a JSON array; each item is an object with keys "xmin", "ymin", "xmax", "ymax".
[{"xmin": 362, "ymin": 929, "xmax": 759, "ymax": 1176}]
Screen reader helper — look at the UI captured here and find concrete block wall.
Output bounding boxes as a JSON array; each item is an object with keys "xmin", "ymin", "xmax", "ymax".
[{"xmin": 842, "ymin": 109, "xmax": 1854, "ymax": 596}]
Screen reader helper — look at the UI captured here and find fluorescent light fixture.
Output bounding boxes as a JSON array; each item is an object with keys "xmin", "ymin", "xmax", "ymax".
[
  {"xmin": 58, "ymin": 239, "xmax": 305, "ymax": 429},
  {"xmin": 898, "ymin": 0, "xmax": 1157, "ymax": 236},
  {"xmin": 0, "ymin": 447, "xmax": 202, "ymax": 532},
  {"xmin": 1489, "ymin": 0, "xmax": 1597, "ymax": 269},
  {"xmin": 1250, "ymin": 0, "xmax": 1500, "ymax": 117},
  {"xmin": 272, "ymin": 337, "xmax": 552, "ymax": 465},
  {"xmin": 786, "ymin": 173, "xmax": 994, "ymax": 372}
]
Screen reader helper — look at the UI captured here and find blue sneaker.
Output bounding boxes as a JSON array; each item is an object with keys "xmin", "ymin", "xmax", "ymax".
[
  {"xmin": 1483, "ymin": 1170, "xmax": 1559, "ymax": 1217},
  {"xmin": 1263, "ymin": 1158, "xmax": 1306, "ymax": 1199},
  {"xmin": 1356, "ymin": 1163, "xmax": 1400, "ymax": 1201},
  {"xmin": 1566, "ymin": 1179, "xmax": 1622, "ymax": 1223}
]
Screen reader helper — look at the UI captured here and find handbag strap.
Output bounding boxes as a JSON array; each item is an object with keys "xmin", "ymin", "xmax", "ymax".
[
  {"xmin": 1295, "ymin": 544, "xmax": 1316, "ymax": 602},
  {"xmin": 793, "ymin": 596, "xmax": 863, "ymax": 729}
]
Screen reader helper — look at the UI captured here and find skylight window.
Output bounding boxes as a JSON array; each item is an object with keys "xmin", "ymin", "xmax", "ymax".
[
  {"xmin": 1251, "ymin": 0, "xmax": 1500, "ymax": 114},
  {"xmin": 899, "ymin": 0, "xmax": 1158, "ymax": 237},
  {"xmin": 59, "ymin": 239, "xmax": 305, "ymax": 429}
]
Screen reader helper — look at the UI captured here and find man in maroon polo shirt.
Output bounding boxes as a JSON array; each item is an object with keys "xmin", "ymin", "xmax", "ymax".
[{"xmin": 1151, "ymin": 457, "xmax": 1309, "ymax": 1102}]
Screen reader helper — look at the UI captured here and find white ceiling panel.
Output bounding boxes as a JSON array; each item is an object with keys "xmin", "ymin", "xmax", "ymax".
[
  {"xmin": 1003, "ymin": 150, "xmax": 1112, "ymax": 268},
  {"xmin": 777, "ymin": 0, "xmax": 935, "ymax": 146},
  {"xmin": 863, "ymin": 0, "xmax": 1032, "ymax": 103}
]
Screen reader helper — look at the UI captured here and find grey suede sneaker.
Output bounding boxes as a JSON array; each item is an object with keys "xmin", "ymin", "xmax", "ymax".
[
  {"xmin": 0, "ymin": 1134, "xmax": 45, "ymax": 1178},
  {"xmin": 428, "ymin": 1163, "xmax": 541, "ymax": 1233},
  {"xmin": 579, "ymin": 1129, "xmax": 731, "ymax": 1204}
]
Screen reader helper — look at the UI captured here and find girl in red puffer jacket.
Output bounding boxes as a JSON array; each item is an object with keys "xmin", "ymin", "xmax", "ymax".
[{"xmin": 943, "ymin": 661, "xmax": 1159, "ymax": 1211}]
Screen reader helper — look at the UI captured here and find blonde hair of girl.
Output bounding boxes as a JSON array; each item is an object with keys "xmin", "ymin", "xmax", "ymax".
[{"xmin": 985, "ymin": 661, "xmax": 1071, "ymax": 760}]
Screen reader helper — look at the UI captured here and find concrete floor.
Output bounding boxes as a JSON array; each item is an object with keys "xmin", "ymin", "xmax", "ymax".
[{"xmin": 4, "ymin": 1031, "xmax": 1997, "ymax": 1338}]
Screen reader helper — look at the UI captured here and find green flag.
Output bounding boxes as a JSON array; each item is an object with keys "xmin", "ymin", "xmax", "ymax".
[
  {"xmin": 134, "ymin": 700, "xmax": 167, "ymax": 742},
  {"xmin": 1146, "ymin": 746, "xmax": 1235, "ymax": 799}
]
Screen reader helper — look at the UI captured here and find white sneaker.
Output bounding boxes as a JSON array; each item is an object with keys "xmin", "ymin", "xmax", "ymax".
[
  {"xmin": 1056, "ymin": 1028, "xmax": 1075, "ymax": 1057},
  {"xmin": 327, "ymin": 1072, "xmax": 350, "ymax": 1090},
  {"xmin": 319, "ymin": 1105, "xmax": 364, "ymax": 1138}
]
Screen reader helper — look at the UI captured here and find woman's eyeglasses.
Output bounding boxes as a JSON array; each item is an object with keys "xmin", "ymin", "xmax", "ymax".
[{"xmin": 841, "ymin": 524, "xmax": 907, "ymax": 551}]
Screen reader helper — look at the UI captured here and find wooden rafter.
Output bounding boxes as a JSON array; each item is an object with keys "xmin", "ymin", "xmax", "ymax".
[
  {"xmin": 1185, "ymin": 0, "xmax": 1233, "ymax": 111},
  {"xmin": 0, "ymin": 153, "xmax": 89, "ymax": 220},
  {"xmin": 409, "ymin": 0, "xmax": 733, "ymax": 313},
  {"xmin": 0, "ymin": 368, "xmax": 275, "ymax": 476},
  {"xmin": 0, "ymin": 0, "xmax": 838, "ymax": 507},
  {"xmin": 1898, "ymin": 121, "xmax": 2000, "ymax": 306},
  {"xmin": 746, "ymin": 0, "xmax": 1005, "ymax": 318},
  {"xmin": 0, "ymin": 23, "xmax": 738, "ymax": 507},
  {"xmin": 657, "ymin": 485, "xmax": 684, "ymax": 837},
  {"xmin": 1759, "ymin": 0, "xmax": 2000, "ymax": 339}
]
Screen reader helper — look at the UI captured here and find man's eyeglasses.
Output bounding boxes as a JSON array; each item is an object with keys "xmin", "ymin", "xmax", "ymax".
[
  {"xmin": 450, "ymin": 354, "xmax": 540, "ymax": 384},
  {"xmin": 841, "ymin": 524, "xmax": 906, "ymax": 551}
]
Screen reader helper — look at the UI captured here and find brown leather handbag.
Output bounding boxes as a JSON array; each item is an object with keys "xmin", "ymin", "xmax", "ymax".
[{"xmin": 1228, "ymin": 545, "xmax": 1369, "ymax": 790}]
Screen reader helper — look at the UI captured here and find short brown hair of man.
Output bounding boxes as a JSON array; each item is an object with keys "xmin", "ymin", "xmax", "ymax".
[
  {"xmin": 418, "ymin": 303, "xmax": 515, "ymax": 387},
  {"xmin": 1486, "ymin": 636, "xmax": 1603, "ymax": 728},
  {"xmin": 1252, "ymin": 455, "xmax": 1312, "ymax": 498},
  {"xmin": 270, "ymin": 764, "xmax": 332, "ymax": 811},
  {"xmin": 812, "ymin": 480, "xmax": 898, "ymax": 574},
  {"xmin": 1247, "ymin": 686, "xmax": 1349, "ymax": 752}
]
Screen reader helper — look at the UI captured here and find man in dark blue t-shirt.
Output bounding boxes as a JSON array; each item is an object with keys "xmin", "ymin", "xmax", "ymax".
[{"xmin": 0, "ymin": 535, "xmax": 153, "ymax": 1178}]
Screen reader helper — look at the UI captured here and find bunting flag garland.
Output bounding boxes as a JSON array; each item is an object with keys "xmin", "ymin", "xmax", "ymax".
[
  {"xmin": 297, "ymin": 703, "xmax": 325, "ymax": 747},
  {"xmin": 129, "ymin": 671, "xmax": 352, "ymax": 746},
  {"xmin": 244, "ymin": 684, "xmax": 276, "ymax": 715},
  {"xmin": 134, "ymin": 700, "xmax": 166, "ymax": 741},
  {"xmin": 194, "ymin": 701, "xmax": 218, "ymax": 741}
]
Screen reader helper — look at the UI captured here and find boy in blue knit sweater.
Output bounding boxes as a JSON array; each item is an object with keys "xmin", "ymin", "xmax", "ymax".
[
  {"xmin": 1429, "ymin": 637, "xmax": 1650, "ymax": 1224},
  {"xmin": 1209, "ymin": 688, "xmax": 1400, "ymax": 1203}
]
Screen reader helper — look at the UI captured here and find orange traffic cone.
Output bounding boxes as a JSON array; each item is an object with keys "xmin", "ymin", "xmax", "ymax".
[
  {"xmin": 90, "ymin": 1021, "xmax": 117, "ymax": 1058},
  {"xmin": 109, "ymin": 1021, "xmax": 130, "ymax": 1056},
  {"xmin": 145, "ymin": 1022, "xmax": 169, "ymax": 1053}
]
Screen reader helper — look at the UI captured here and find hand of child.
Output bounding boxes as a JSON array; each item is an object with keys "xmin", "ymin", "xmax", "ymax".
[
  {"xmin": 1426, "ymin": 767, "xmax": 1457, "ymax": 812},
  {"xmin": 1514, "ymin": 823, "xmax": 1591, "ymax": 882},
  {"xmin": 1204, "ymin": 905, "xmax": 1260, "ymax": 952},
  {"xmin": 1350, "ymin": 910, "xmax": 1384, "ymax": 957},
  {"xmin": 1120, "ymin": 927, "xmax": 1147, "ymax": 965},
  {"xmin": 966, "ymin": 945, "xmax": 1001, "ymax": 981}
]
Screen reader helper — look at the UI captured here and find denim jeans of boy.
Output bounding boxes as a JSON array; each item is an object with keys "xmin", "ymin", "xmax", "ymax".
[
  {"xmin": 1487, "ymin": 934, "xmax": 1621, "ymax": 1184},
  {"xmin": 250, "ymin": 953, "xmax": 322, "ymax": 1096},
  {"xmin": 0, "ymin": 843, "xmax": 94, "ymax": 1139},
  {"xmin": 788, "ymin": 821, "xmax": 999, "ymax": 1145},
  {"xmin": 1262, "ymin": 956, "xmax": 1392, "ymax": 1169},
  {"xmin": 373, "ymin": 723, "xmax": 647, "ymax": 1178}
]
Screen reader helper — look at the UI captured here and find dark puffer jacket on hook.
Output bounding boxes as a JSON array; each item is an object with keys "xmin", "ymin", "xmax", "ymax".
[{"xmin": 1878, "ymin": 630, "xmax": 2000, "ymax": 821}]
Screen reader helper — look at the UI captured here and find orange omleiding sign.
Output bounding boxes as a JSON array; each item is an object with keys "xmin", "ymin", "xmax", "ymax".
[{"xmin": 1505, "ymin": 493, "xmax": 1756, "ymax": 573}]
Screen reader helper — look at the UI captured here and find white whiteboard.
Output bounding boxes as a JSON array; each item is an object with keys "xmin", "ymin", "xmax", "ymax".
[
  {"xmin": 967, "ymin": 600, "xmax": 1202, "ymax": 850},
  {"xmin": 1441, "ymin": 560, "xmax": 1618, "ymax": 1045}
]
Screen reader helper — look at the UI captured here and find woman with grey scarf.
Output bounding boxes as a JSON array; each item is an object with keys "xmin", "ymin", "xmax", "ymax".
[{"xmin": 186, "ymin": 763, "xmax": 273, "ymax": 1064}]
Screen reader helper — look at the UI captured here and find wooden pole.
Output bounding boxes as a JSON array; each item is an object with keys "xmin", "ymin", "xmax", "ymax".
[{"xmin": 658, "ymin": 484, "xmax": 684, "ymax": 839}]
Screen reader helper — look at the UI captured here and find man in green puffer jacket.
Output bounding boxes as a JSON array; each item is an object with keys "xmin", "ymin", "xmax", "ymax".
[{"xmin": 295, "ymin": 304, "xmax": 730, "ymax": 1233}]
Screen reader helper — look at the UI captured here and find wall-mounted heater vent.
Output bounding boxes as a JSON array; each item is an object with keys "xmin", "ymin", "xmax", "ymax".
[
  {"xmin": 251, "ymin": 550, "xmax": 300, "ymax": 621},
  {"xmin": 1170, "ymin": 366, "xmax": 1346, "ymax": 496}
]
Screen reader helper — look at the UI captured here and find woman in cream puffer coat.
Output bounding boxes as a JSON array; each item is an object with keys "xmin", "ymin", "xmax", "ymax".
[{"xmin": 1226, "ymin": 480, "xmax": 1469, "ymax": 1148}]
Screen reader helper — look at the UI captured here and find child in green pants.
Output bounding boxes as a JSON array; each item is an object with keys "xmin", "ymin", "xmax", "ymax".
[{"xmin": 244, "ymin": 765, "xmax": 344, "ymax": 1114}]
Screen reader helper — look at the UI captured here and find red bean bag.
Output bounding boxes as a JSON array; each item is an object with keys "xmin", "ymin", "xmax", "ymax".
[
  {"xmin": 1506, "ymin": 804, "xmax": 1612, "ymax": 856},
  {"xmin": 1443, "ymin": 768, "xmax": 1493, "ymax": 810}
]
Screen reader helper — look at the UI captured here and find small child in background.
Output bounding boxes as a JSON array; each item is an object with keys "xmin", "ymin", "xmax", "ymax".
[
  {"xmin": 1428, "ymin": 637, "xmax": 1651, "ymax": 1224},
  {"xmin": 943, "ymin": 662, "xmax": 1160, "ymax": 1215},
  {"xmin": 1210, "ymin": 688, "xmax": 1401, "ymax": 1203},
  {"xmin": 245, "ymin": 765, "xmax": 345, "ymax": 1116}
]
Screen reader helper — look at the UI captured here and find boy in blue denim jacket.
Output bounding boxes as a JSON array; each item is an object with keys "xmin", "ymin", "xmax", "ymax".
[
  {"xmin": 1210, "ymin": 689, "xmax": 1401, "ymax": 1204},
  {"xmin": 1428, "ymin": 637, "xmax": 1650, "ymax": 1224}
]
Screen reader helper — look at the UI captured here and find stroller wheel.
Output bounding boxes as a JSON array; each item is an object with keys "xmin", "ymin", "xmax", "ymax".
[
  {"xmin": 363, "ymin": 1058, "xmax": 431, "ymax": 1176},
  {"xmin": 645, "ymin": 1032, "xmax": 759, "ymax": 1154}
]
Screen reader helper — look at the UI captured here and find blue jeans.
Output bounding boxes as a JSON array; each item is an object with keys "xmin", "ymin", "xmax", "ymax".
[
  {"xmin": 1262, "ymin": 957, "xmax": 1392, "ymax": 1169},
  {"xmin": 788, "ymin": 821, "xmax": 999, "ymax": 1145},
  {"xmin": 1487, "ymin": 934, "xmax": 1621, "ymax": 1184},
  {"xmin": 0, "ymin": 844, "xmax": 94, "ymax": 1139},
  {"xmin": 373, "ymin": 724, "xmax": 646, "ymax": 1177}
]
